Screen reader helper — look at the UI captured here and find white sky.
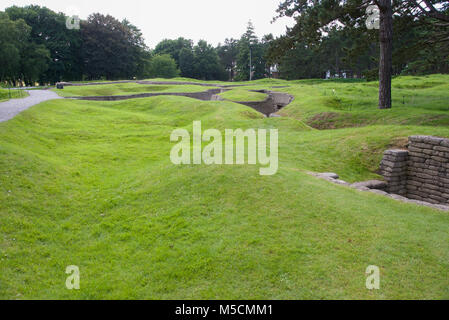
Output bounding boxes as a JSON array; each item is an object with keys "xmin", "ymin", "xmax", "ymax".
[{"xmin": 1, "ymin": 0, "xmax": 295, "ymax": 48}]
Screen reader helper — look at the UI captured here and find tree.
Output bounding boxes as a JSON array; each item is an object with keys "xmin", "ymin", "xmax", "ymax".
[
  {"xmin": 275, "ymin": 42, "xmax": 325, "ymax": 80},
  {"xmin": 217, "ymin": 38, "xmax": 239, "ymax": 80},
  {"xmin": 192, "ymin": 40, "xmax": 227, "ymax": 80},
  {"xmin": 236, "ymin": 21, "xmax": 257, "ymax": 81},
  {"xmin": 0, "ymin": 12, "xmax": 29, "ymax": 83},
  {"xmin": 274, "ymin": 0, "xmax": 449, "ymax": 109},
  {"xmin": 20, "ymin": 42, "xmax": 50, "ymax": 85},
  {"xmin": 6, "ymin": 5, "xmax": 83, "ymax": 83},
  {"xmin": 148, "ymin": 54, "xmax": 180, "ymax": 78},
  {"xmin": 376, "ymin": 0, "xmax": 393, "ymax": 109},
  {"xmin": 236, "ymin": 21, "xmax": 268, "ymax": 81},
  {"xmin": 179, "ymin": 48, "xmax": 196, "ymax": 78},
  {"xmin": 395, "ymin": 1, "xmax": 449, "ymax": 74},
  {"xmin": 122, "ymin": 19, "xmax": 152, "ymax": 79},
  {"xmin": 154, "ymin": 38, "xmax": 193, "ymax": 66},
  {"xmin": 81, "ymin": 13, "xmax": 147, "ymax": 80},
  {"xmin": 0, "ymin": 11, "xmax": 50, "ymax": 86},
  {"xmin": 267, "ymin": 28, "xmax": 360, "ymax": 80},
  {"xmin": 137, "ymin": 49, "xmax": 153, "ymax": 79}
]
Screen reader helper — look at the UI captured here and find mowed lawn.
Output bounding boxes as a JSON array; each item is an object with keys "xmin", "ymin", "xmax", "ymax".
[
  {"xmin": 219, "ymin": 89, "xmax": 268, "ymax": 101},
  {"xmin": 277, "ymin": 74, "xmax": 449, "ymax": 128},
  {"xmin": 1, "ymin": 76, "xmax": 449, "ymax": 299},
  {"xmin": 52, "ymin": 83, "xmax": 220, "ymax": 97}
]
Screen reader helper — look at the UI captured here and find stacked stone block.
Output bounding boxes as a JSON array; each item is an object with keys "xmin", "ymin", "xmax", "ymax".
[
  {"xmin": 406, "ymin": 136, "xmax": 449, "ymax": 205},
  {"xmin": 379, "ymin": 150, "xmax": 409, "ymax": 196},
  {"xmin": 379, "ymin": 136, "xmax": 449, "ymax": 205}
]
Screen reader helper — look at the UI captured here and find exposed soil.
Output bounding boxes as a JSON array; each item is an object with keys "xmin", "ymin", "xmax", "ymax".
[{"xmin": 307, "ymin": 112, "xmax": 342, "ymax": 129}]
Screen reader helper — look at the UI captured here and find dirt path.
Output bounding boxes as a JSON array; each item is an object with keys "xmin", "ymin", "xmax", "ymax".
[{"xmin": 0, "ymin": 90, "xmax": 62, "ymax": 123}]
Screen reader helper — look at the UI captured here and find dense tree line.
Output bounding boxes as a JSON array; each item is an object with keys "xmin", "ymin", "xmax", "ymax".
[
  {"xmin": 154, "ymin": 38, "xmax": 227, "ymax": 80},
  {"xmin": 269, "ymin": 0, "xmax": 449, "ymax": 109},
  {"xmin": 0, "ymin": 6, "xmax": 269, "ymax": 84},
  {"xmin": 1, "ymin": 3, "xmax": 447, "ymax": 87},
  {"xmin": 1, "ymin": 5, "xmax": 150, "ymax": 85},
  {"xmin": 269, "ymin": 0, "xmax": 449, "ymax": 80}
]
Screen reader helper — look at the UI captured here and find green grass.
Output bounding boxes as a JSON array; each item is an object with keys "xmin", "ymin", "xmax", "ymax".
[
  {"xmin": 1, "ymin": 76, "xmax": 449, "ymax": 299},
  {"xmin": 219, "ymin": 89, "xmax": 268, "ymax": 101},
  {"xmin": 52, "ymin": 83, "xmax": 220, "ymax": 97},
  {"xmin": 279, "ymin": 74, "xmax": 449, "ymax": 128},
  {"xmin": 0, "ymin": 89, "xmax": 29, "ymax": 102}
]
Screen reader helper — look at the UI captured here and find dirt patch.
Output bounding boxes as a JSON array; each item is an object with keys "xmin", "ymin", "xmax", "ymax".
[
  {"xmin": 240, "ymin": 110, "xmax": 263, "ymax": 119},
  {"xmin": 306, "ymin": 112, "xmax": 377, "ymax": 130},
  {"xmin": 307, "ymin": 112, "xmax": 341, "ymax": 129},
  {"xmin": 416, "ymin": 114, "xmax": 449, "ymax": 126},
  {"xmin": 387, "ymin": 137, "xmax": 408, "ymax": 150}
]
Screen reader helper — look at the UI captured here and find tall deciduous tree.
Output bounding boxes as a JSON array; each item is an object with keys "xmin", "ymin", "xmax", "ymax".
[
  {"xmin": 217, "ymin": 38, "xmax": 239, "ymax": 81},
  {"xmin": 6, "ymin": 5, "xmax": 83, "ymax": 83},
  {"xmin": 148, "ymin": 54, "xmax": 180, "ymax": 78},
  {"xmin": 0, "ymin": 12, "xmax": 29, "ymax": 82},
  {"xmin": 81, "ymin": 13, "xmax": 147, "ymax": 80},
  {"xmin": 154, "ymin": 38, "xmax": 193, "ymax": 66},
  {"xmin": 179, "ymin": 47, "xmax": 196, "ymax": 78},
  {"xmin": 0, "ymin": 11, "xmax": 50, "ymax": 86},
  {"xmin": 20, "ymin": 42, "xmax": 51, "ymax": 85},
  {"xmin": 193, "ymin": 40, "xmax": 226, "ymax": 80}
]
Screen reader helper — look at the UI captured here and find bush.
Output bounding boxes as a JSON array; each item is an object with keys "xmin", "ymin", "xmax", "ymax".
[
  {"xmin": 363, "ymin": 69, "xmax": 379, "ymax": 82},
  {"xmin": 148, "ymin": 54, "xmax": 180, "ymax": 78}
]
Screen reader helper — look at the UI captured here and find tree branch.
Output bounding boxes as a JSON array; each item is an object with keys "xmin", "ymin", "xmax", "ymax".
[
  {"xmin": 409, "ymin": 0, "xmax": 449, "ymax": 22},
  {"xmin": 422, "ymin": 0, "xmax": 437, "ymax": 12}
]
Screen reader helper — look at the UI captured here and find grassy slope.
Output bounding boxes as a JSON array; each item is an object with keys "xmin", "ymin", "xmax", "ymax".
[
  {"xmin": 1, "ymin": 77, "xmax": 449, "ymax": 299},
  {"xmin": 219, "ymin": 89, "xmax": 268, "ymax": 101},
  {"xmin": 0, "ymin": 89, "xmax": 29, "ymax": 102},
  {"xmin": 279, "ymin": 74, "xmax": 449, "ymax": 128},
  {"xmin": 52, "ymin": 83, "xmax": 220, "ymax": 97}
]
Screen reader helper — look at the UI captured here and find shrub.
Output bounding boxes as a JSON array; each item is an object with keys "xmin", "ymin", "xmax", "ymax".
[{"xmin": 148, "ymin": 54, "xmax": 180, "ymax": 78}]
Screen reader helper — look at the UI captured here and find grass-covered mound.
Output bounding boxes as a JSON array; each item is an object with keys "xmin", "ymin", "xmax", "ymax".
[
  {"xmin": 1, "ymin": 76, "xmax": 449, "ymax": 299},
  {"xmin": 278, "ymin": 74, "xmax": 449, "ymax": 128},
  {"xmin": 53, "ymin": 83, "xmax": 220, "ymax": 97},
  {"xmin": 219, "ymin": 89, "xmax": 268, "ymax": 102}
]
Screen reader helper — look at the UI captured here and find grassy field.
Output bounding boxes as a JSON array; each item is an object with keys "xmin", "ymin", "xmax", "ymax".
[
  {"xmin": 1, "ymin": 75, "xmax": 449, "ymax": 299},
  {"xmin": 52, "ymin": 83, "xmax": 220, "ymax": 97},
  {"xmin": 278, "ymin": 74, "xmax": 449, "ymax": 128},
  {"xmin": 219, "ymin": 89, "xmax": 268, "ymax": 101},
  {"xmin": 0, "ymin": 89, "xmax": 29, "ymax": 102}
]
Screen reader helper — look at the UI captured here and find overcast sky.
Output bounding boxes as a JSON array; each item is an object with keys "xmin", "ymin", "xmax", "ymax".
[{"xmin": 1, "ymin": 0, "xmax": 295, "ymax": 48}]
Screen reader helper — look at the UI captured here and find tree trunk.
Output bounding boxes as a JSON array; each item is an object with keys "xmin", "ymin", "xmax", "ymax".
[{"xmin": 378, "ymin": 0, "xmax": 393, "ymax": 109}]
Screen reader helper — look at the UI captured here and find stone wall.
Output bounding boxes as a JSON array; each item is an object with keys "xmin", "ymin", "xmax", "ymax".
[
  {"xmin": 379, "ymin": 135, "xmax": 449, "ymax": 205},
  {"xmin": 379, "ymin": 150, "xmax": 408, "ymax": 196},
  {"xmin": 407, "ymin": 136, "xmax": 449, "ymax": 204}
]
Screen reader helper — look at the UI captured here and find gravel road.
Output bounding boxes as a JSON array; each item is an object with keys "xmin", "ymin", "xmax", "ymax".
[{"xmin": 0, "ymin": 90, "xmax": 62, "ymax": 123}]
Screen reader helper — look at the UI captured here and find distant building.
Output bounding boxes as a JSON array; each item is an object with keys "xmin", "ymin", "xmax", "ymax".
[
  {"xmin": 325, "ymin": 70, "xmax": 354, "ymax": 80},
  {"xmin": 270, "ymin": 64, "xmax": 280, "ymax": 79}
]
